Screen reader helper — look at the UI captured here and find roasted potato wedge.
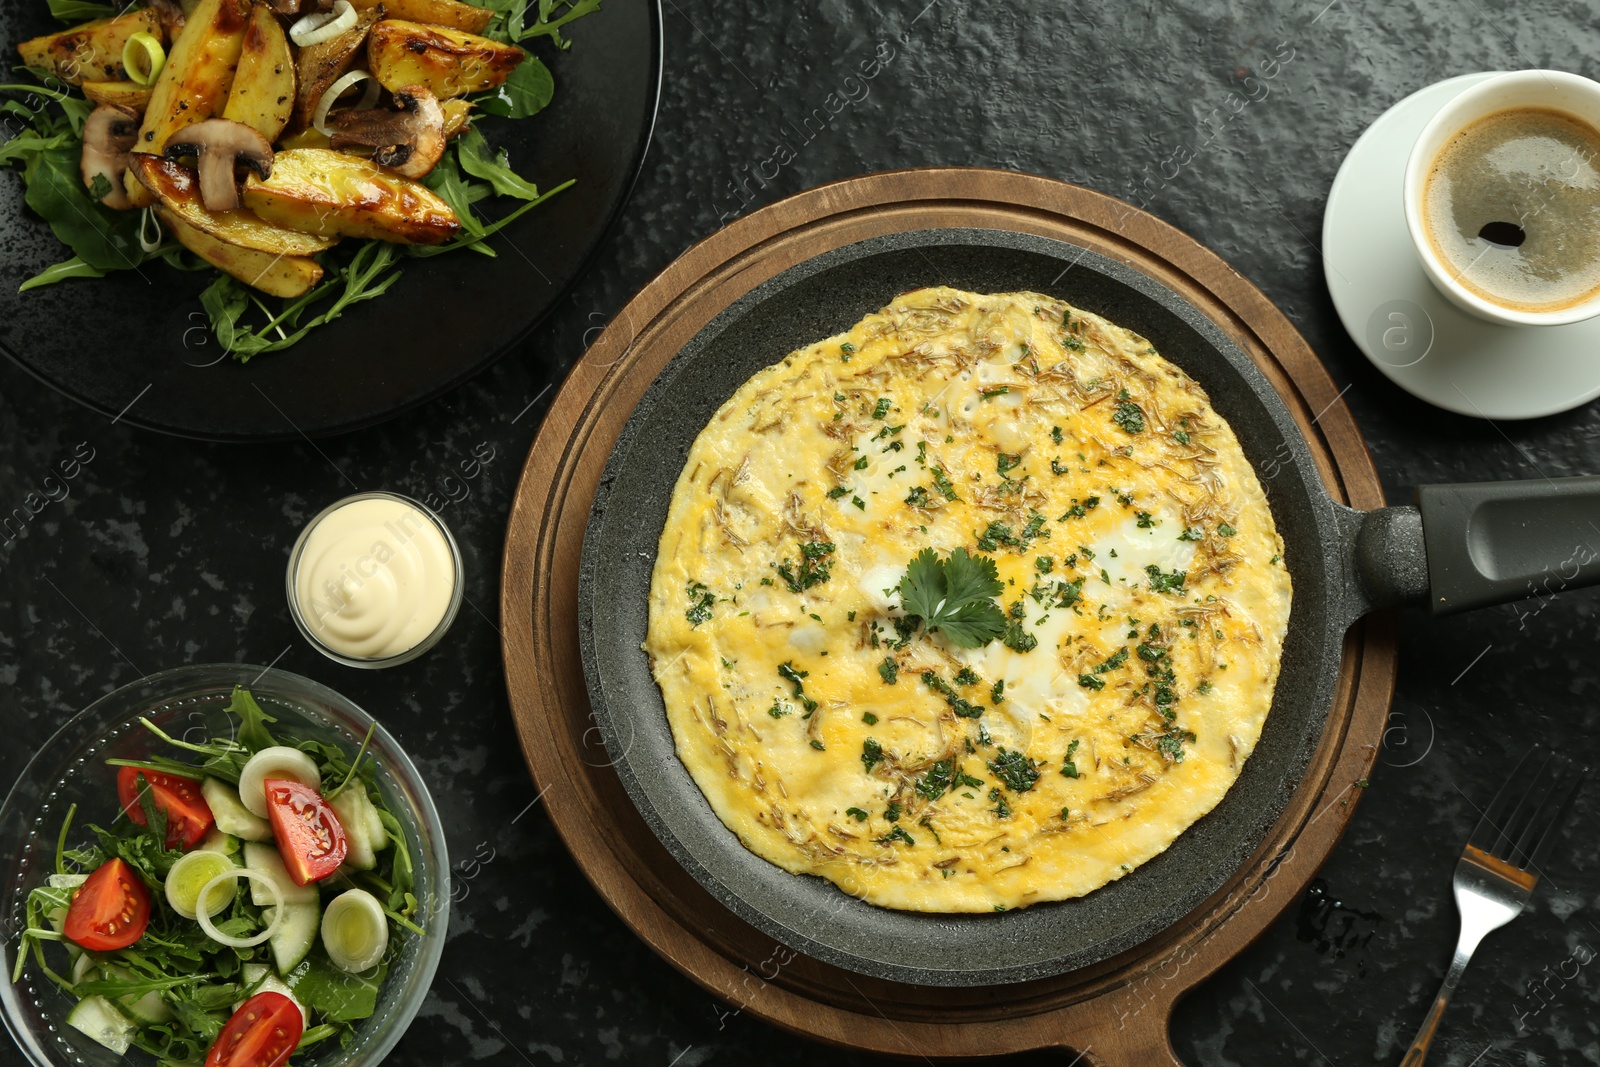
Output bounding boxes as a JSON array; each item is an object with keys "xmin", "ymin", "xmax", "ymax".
[
  {"xmin": 293, "ymin": 5, "xmax": 382, "ymax": 131},
  {"xmin": 367, "ymin": 20, "xmax": 524, "ymax": 99},
  {"xmin": 441, "ymin": 97, "xmax": 473, "ymax": 139},
  {"xmin": 158, "ymin": 207, "xmax": 324, "ymax": 298},
  {"xmin": 136, "ymin": 0, "xmax": 252, "ymax": 154},
  {"xmin": 350, "ymin": 0, "xmax": 494, "ymax": 34},
  {"xmin": 242, "ymin": 148, "xmax": 460, "ymax": 244},
  {"xmin": 130, "ymin": 154, "xmax": 338, "ymax": 256},
  {"xmin": 16, "ymin": 10, "xmax": 163, "ymax": 86},
  {"xmin": 222, "ymin": 4, "xmax": 295, "ymax": 141},
  {"xmin": 82, "ymin": 80, "xmax": 154, "ymax": 111}
]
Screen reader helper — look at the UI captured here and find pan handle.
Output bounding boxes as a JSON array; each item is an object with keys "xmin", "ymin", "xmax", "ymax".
[
  {"xmin": 1416, "ymin": 475, "xmax": 1600, "ymax": 615},
  {"xmin": 1348, "ymin": 475, "xmax": 1600, "ymax": 617}
]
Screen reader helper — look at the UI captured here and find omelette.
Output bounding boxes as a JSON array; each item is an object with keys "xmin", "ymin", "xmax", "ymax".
[{"xmin": 643, "ymin": 287, "xmax": 1291, "ymax": 913}]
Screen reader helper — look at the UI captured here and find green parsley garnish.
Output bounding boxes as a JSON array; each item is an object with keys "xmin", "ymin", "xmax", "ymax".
[
  {"xmin": 897, "ymin": 547, "xmax": 1006, "ymax": 647},
  {"xmin": 861, "ymin": 738, "xmax": 884, "ymax": 773},
  {"xmin": 684, "ymin": 580, "xmax": 714, "ymax": 627},
  {"xmin": 775, "ymin": 540, "xmax": 836, "ymax": 593},
  {"xmin": 878, "ymin": 657, "xmax": 898, "ymax": 684}
]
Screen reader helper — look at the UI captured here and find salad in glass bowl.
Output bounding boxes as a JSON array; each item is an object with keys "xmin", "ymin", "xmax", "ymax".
[{"xmin": 0, "ymin": 666, "xmax": 448, "ymax": 1067}]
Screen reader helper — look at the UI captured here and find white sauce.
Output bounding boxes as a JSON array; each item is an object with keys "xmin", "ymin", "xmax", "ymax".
[{"xmin": 292, "ymin": 497, "xmax": 456, "ymax": 660}]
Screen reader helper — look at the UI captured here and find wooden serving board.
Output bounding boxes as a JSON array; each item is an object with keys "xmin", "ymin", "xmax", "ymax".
[{"xmin": 499, "ymin": 168, "xmax": 1396, "ymax": 1064}]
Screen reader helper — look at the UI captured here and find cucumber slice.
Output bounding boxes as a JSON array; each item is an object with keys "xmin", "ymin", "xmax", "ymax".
[
  {"xmin": 238, "ymin": 747, "xmax": 322, "ymax": 818},
  {"xmin": 329, "ymin": 789, "xmax": 376, "ymax": 870},
  {"xmin": 165, "ymin": 850, "xmax": 237, "ymax": 920},
  {"xmin": 197, "ymin": 826, "xmax": 242, "ymax": 858},
  {"xmin": 262, "ymin": 900, "xmax": 320, "ymax": 974},
  {"xmin": 365, "ymin": 792, "xmax": 388, "ymax": 851},
  {"xmin": 240, "ymin": 842, "xmax": 318, "ymax": 906},
  {"xmin": 202, "ymin": 777, "xmax": 272, "ymax": 842},
  {"xmin": 47, "ymin": 873, "xmax": 88, "ymax": 889},
  {"xmin": 321, "ymin": 888, "xmax": 388, "ymax": 972},
  {"xmin": 66, "ymin": 995, "xmax": 135, "ymax": 1055},
  {"xmin": 239, "ymin": 963, "xmax": 310, "ymax": 1025}
]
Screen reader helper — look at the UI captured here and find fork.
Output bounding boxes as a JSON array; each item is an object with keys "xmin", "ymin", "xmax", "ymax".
[{"xmin": 1401, "ymin": 745, "xmax": 1586, "ymax": 1066}]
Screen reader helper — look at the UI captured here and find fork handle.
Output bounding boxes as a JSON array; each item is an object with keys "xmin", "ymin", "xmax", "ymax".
[{"xmin": 1400, "ymin": 926, "xmax": 1488, "ymax": 1066}]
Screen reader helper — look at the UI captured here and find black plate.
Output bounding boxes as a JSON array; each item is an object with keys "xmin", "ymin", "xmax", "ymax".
[
  {"xmin": 578, "ymin": 229, "xmax": 1345, "ymax": 986},
  {"xmin": 0, "ymin": 1, "xmax": 661, "ymax": 441}
]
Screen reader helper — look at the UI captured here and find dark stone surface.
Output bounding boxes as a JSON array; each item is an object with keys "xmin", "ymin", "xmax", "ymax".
[{"xmin": 3, "ymin": 1, "xmax": 1599, "ymax": 1064}]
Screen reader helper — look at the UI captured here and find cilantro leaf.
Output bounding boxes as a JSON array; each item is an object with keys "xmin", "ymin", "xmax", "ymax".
[{"xmin": 898, "ymin": 548, "xmax": 1006, "ymax": 647}]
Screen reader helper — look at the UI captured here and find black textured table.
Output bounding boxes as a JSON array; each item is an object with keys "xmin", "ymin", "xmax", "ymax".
[{"xmin": 4, "ymin": 2, "xmax": 1598, "ymax": 1065}]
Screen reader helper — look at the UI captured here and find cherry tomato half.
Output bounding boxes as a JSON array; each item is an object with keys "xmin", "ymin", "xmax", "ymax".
[
  {"xmin": 263, "ymin": 778, "xmax": 347, "ymax": 885},
  {"xmin": 63, "ymin": 858, "xmax": 150, "ymax": 951},
  {"xmin": 205, "ymin": 991, "xmax": 303, "ymax": 1067},
  {"xmin": 117, "ymin": 765, "xmax": 214, "ymax": 850}
]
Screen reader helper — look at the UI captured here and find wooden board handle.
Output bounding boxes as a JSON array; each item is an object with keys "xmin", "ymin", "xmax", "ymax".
[{"xmin": 1061, "ymin": 1002, "xmax": 1184, "ymax": 1067}]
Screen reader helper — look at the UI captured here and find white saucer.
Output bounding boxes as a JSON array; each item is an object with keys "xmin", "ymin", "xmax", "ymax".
[{"xmin": 1323, "ymin": 72, "xmax": 1600, "ymax": 420}]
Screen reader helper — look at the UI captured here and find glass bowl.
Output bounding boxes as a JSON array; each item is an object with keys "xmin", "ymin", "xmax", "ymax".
[{"xmin": 0, "ymin": 665, "xmax": 450, "ymax": 1067}]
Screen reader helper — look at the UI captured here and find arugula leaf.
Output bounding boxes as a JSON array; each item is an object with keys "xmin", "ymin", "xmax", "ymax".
[
  {"xmin": 288, "ymin": 952, "xmax": 386, "ymax": 1022},
  {"xmin": 483, "ymin": 0, "xmax": 603, "ymax": 47},
  {"xmin": 898, "ymin": 547, "xmax": 1007, "ymax": 647},
  {"xmin": 455, "ymin": 128, "xmax": 543, "ymax": 198},
  {"xmin": 474, "ymin": 56, "xmax": 555, "ymax": 119},
  {"xmin": 200, "ymin": 243, "xmax": 405, "ymax": 361},
  {"xmin": 20, "ymin": 254, "xmax": 105, "ymax": 291},
  {"xmin": 228, "ymin": 685, "xmax": 279, "ymax": 753},
  {"xmin": 23, "ymin": 145, "xmax": 148, "ymax": 273}
]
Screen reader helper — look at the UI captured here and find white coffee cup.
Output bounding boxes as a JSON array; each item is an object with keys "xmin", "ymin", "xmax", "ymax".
[{"xmin": 1404, "ymin": 69, "xmax": 1600, "ymax": 327}]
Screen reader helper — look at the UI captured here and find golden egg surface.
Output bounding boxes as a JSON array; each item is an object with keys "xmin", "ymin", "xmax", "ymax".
[{"xmin": 644, "ymin": 287, "xmax": 1292, "ymax": 912}]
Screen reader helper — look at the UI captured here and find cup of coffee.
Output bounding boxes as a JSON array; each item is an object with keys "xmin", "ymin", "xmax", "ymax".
[{"xmin": 1404, "ymin": 70, "xmax": 1600, "ymax": 327}]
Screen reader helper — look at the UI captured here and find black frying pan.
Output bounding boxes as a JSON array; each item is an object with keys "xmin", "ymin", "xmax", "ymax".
[{"xmin": 577, "ymin": 228, "xmax": 1600, "ymax": 987}]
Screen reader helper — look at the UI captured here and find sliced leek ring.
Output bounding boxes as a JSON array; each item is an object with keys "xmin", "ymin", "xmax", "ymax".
[
  {"xmin": 320, "ymin": 888, "xmax": 388, "ymax": 972},
  {"xmin": 121, "ymin": 32, "xmax": 166, "ymax": 87},
  {"xmin": 164, "ymin": 850, "xmax": 237, "ymax": 920},
  {"xmin": 238, "ymin": 746, "xmax": 323, "ymax": 817},
  {"xmin": 312, "ymin": 69, "xmax": 380, "ymax": 137},
  {"xmin": 289, "ymin": 0, "xmax": 356, "ymax": 48},
  {"xmin": 195, "ymin": 869, "xmax": 282, "ymax": 948}
]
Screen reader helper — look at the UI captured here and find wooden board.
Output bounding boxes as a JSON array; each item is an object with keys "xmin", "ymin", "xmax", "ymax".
[{"xmin": 499, "ymin": 168, "xmax": 1396, "ymax": 1065}]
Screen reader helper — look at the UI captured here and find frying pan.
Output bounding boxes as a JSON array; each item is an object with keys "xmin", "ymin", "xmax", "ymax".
[{"xmin": 577, "ymin": 227, "xmax": 1600, "ymax": 988}]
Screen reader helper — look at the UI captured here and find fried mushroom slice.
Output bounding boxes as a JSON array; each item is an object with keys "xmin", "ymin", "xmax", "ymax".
[
  {"xmin": 326, "ymin": 83, "xmax": 445, "ymax": 179},
  {"xmin": 81, "ymin": 104, "xmax": 141, "ymax": 210},
  {"xmin": 163, "ymin": 118, "xmax": 275, "ymax": 212}
]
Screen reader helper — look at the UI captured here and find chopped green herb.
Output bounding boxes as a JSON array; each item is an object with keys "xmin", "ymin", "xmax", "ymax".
[
  {"xmin": 990, "ymin": 679, "xmax": 1005, "ymax": 703},
  {"xmin": 684, "ymin": 580, "xmax": 715, "ymax": 627},
  {"xmin": 1061, "ymin": 738, "xmax": 1081, "ymax": 778},
  {"xmin": 872, "ymin": 397, "xmax": 891, "ymax": 419},
  {"xmin": 861, "ymin": 739, "xmax": 884, "ymax": 773},
  {"xmin": 809, "ymin": 740, "xmax": 825, "ymax": 751},
  {"xmin": 1135, "ymin": 511, "xmax": 1156, "ymax": 529},
  {"xmin": 987, "ymin": 748, "xmax": 1041, "ymax": 792},
  {"xmin": 1145, "ymin": 565, "xmax": 1187, "ymax": 594},
  {"xmin": 1051, "ymin": 425, "xmax": 1064, "ymax": 444},
  {"xmin": 877, "ymin": 825, "xmax": 915, "ymax": 847},
  {"xmin": 1218, "ymin": 523, "xmax": 1237, "ymax": 537},
  {"xmin": 878, "ymin": 657, "xmax": 898, "ymax": 685},
  {"xmin": 778, "ymin": 661, "xmax": 818, "ymax": 714},
  {"xmin": 1112, "ymin": 398, "xmax": 1145, "ymax": 435},
  {"xmin": 922, "ymin": 671, "xmax": 985, "ymax": 718},
  {"xmin": 981, "ymin": 386, "xmax": 1010, "ymax": 399},
  {"xmin": 845, "ymin": 806, "xmax": 868, "ymax": 821},
  {"xmin": 776, "ymin": 540, "xmax": 836, "ymax": 593}
]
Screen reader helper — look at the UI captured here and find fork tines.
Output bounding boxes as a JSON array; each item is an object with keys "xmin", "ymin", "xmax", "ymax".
[{"xmin": 1469, "ymin": 745, "xmax": 1588, "ymax": 873}]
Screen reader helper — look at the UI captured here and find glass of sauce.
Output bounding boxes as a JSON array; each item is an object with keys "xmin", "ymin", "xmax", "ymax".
[{"xmin": 286, "ymin": 492, "xmax": 464, "ymax": 668}]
